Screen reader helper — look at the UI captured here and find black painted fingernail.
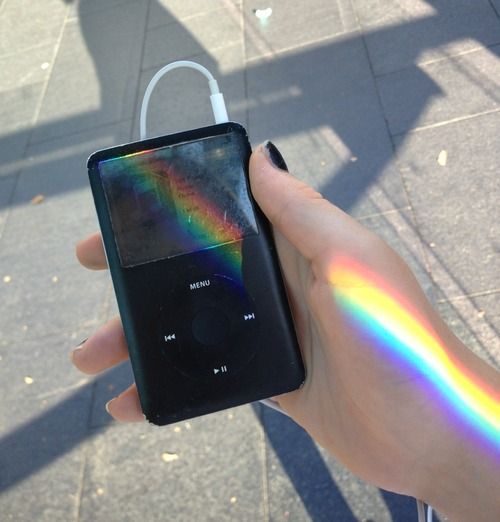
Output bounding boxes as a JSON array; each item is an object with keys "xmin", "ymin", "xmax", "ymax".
[
  {"xmin": 70, "ymin": 338, "xmax": 87, "ymax": 363},
  {"xmin": 264, "ymin": 141, "xmax": 289, "ymax": 172}
]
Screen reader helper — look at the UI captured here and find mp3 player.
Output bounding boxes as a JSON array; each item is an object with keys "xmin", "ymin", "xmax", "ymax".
[{"xmin": 87, "ymin": 122, "xmax": 305, "ymax": 425}]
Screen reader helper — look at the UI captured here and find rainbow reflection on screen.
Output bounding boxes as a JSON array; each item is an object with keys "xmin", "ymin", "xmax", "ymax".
[
  {"xmin": 136, "ymin": 156, "xmax": 242, "ymax": 245},
  {"xmin": 329, "ymin": 257, "xmax": 500, "ymax": 448},
  {"xmin": 158, "ymin": 161, "xmax": 244, "ymax": 282},
  {"xmin": 98, "ymin": 135, "xmax": 259, "ymax": 280}
]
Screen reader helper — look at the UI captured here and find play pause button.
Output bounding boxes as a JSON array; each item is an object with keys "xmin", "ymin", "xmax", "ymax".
[{"xmin": 213, "ymin": 365, "xmax": 228, "ymax": 375}]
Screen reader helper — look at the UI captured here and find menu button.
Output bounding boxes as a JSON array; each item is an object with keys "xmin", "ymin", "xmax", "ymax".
[{"xmin": 189, "ymin": 279, "xmax": 211, "ymax": 290}]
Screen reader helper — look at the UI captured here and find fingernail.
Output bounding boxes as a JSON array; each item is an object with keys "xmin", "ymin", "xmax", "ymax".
[
  {"xmin": 105, "ymin": 399, "xmax": 115, "ymax": 415},
  {"xmin": 70, "ymin": 338, "xmax": 87, "ymax": 362},
  {"xmin": 263, "ymin": 141, "xmax": 289, "ymax": 172}
]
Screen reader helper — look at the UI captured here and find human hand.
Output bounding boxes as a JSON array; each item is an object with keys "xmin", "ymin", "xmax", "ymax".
[
  {"xmin": 73, "ymin": 142, "xmax": 500, "ymax": 521},
  {"xmin": 250, "ymin": 143, "xmax": 500, "ymax": 522}
]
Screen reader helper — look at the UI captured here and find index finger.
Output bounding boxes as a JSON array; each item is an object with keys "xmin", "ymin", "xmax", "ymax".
[{"xmin": 76, "ymin": 232, "xmax": 107, "ymax": 270}]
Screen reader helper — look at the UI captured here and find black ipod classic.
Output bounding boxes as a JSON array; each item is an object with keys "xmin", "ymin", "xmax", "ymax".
[{"xmin": 87, "ymin": 122, "xmax": 304, "ymax": 425}]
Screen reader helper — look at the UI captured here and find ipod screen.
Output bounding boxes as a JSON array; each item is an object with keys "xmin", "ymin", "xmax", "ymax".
[{"xmin": 98, "ymin": 132, "xmax": 258, "ymax": 267}]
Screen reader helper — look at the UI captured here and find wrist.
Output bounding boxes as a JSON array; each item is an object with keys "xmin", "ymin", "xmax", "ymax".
[
  {"xmin": 419, "ymin": 439, "xmax": 500, "ymax": 521},
  {"xmin": 412, "ymin": 333, "xmax": 500, "ymax": 521}
]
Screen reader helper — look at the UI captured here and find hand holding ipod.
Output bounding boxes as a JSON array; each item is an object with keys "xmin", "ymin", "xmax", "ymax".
[{"xmin": 76, "ymin": 143, "xmax": 500, "ymax": 521}]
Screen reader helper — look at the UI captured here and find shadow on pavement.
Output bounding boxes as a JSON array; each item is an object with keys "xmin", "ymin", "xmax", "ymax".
[
  {"xmin": 253, "ymin": 403, "xmax": 357, "ymax": 521},
  {"xmin": 0, "ymin": 362, "xmax": 131, "ymax": 492}
]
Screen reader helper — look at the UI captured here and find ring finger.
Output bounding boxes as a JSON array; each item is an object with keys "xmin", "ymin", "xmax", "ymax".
[{"xmin": 71, "ymin": 316, "xmax": 128, "ymax": 374}]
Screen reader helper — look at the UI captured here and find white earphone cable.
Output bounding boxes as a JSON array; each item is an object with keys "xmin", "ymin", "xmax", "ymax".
[{"xmin": 139, "ymin": 60, "xmax": 229, "ymax": 140}]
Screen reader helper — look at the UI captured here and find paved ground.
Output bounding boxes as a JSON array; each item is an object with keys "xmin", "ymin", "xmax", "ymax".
[{"xmin": 1, "ymin": 0, "xmax": 499, "ymax": 520}]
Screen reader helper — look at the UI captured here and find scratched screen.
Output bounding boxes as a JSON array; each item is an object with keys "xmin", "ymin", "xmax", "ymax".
[{"xmin": 98, "ymin": 133, "xmax": 258, "ymax": 267}]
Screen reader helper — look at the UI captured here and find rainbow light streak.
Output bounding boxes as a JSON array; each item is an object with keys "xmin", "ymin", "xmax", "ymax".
[
  {"xmin": 108, "ymin": 151, "xmax": 243, "ymax": 279},
  {"xmin": 329, "ymin": 257, "xmax": 500, "ymax": 448}
]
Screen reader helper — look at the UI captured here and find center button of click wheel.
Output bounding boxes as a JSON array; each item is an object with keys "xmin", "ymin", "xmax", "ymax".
[{"xmin": 191, "ymin": 306, "xmax": 230, "ymax": 346}]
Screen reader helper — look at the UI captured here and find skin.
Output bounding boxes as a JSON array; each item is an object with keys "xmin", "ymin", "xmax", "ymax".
[{"xmin": 73, "ymin": 144, "xmax": 500, "ymax": 521}]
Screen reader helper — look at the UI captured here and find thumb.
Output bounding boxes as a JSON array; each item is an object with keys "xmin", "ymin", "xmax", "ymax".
[{"xmin": 249, "ymin": 142, "xmax": 355, "ymax": 261}]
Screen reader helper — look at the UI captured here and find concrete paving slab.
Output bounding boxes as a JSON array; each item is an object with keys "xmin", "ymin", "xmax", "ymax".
[
  {"xmin": 0, "ymin": 122, "xmax": 131, "ymax": 341},
  {"xmin": 352, "ymin": 0, "xmax": 500, "ymax": 76},
  {"xmin": 377, "ymin": 45, "xmax": 500, "ymax": 136},
  {"xmin": 246, "ymin": 36, "xmax": 408, "ymax": 218},
  {"xmin": 272, "ymin": 123, "xmax": 408, "ymax": 220},
  {"xmin": 79, "ymin": 406, "xmax": 265, "ymax": 522},
  {"xmin": 148, "ymin": 0, "xmax": 242, "ymax": 30},
  {"xmin": 68, "ymin": 0, "xmax": 136, "ymax": 17},
  {"xmin": 0, "ymin": 248, "xmax": 109, "ymax": 342},
  {"xmin": 243, "ymin": 0, "xmax": 358, "ymax": 61},
  {"xmin": 359, "ymin": 209, "xmax": 435, "ymax": 302},
  {"xmin": 245, "ymin": 34, "xmax": 375, "ymax": 139},
  {"xmin": 31, "ymin": 2, "xmax": 147, "ymax": 144},
  {"xmin": 0, "ymin": 121, "xmax": 131, "ymax": 262},
  {"xmin": 0, "ymin": 0, "xmax": 67, "ymax": 57},
  {"xmin": 0, "ymin": 330, "xmax": 91, "ymax": 426},
  {"xmin": 0, "ymin": 43, "xmax": 55, "ymax": 92},
  {"xmin": 437, "ymin": 293, "xmax": 500, "ymax": 371},
  {"xmin": 260, "ymin": 405, "xmax": 358, "ymax": 521},
  {"xmin": 0, "ymin": 175, "xmax": 16, "ymax": 238},
  {"xmin": 9, "ymin": 120, "xmax": 132, "ymax": 206},
  {"xmin": 0, "ymin": 330, "xmax": 95, "ymax": 522},
  {"xmin": 259, "ymin": 405, "xmax": 417, "ymax": 521},
  {"xmin": 143, "ymin": 4, "xmax": 242, "ymax": 70},
  {"xmin": 0, "ymin": 82, "xmax": 44, "ymax": 179},
  {"xmin": 1, "ymin": 434, "xmax": 84, "ymax": 522},
  {"xmin": 133, "ymin": 44, "xmax": 247, "ymax": 139},
  {"xmin": 0, "ymin": 148, "xmax": 23, "ymax": 183},
  {"xmin": 0, "ymin": 83, "xmax": 44, "ymax": 134},
  {"xmin": 395, "ymin": 111, "xmax": 500, "ymax": 300}
]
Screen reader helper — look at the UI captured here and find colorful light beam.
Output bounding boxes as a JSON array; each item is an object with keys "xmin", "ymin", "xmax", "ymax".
[
  {"xmin": 99, "ymin": 147, "xmax": 245, "ymax": 279},
  {"xmin": 329, "ymin": 257, "xmax": 500, "ymax": 448}
]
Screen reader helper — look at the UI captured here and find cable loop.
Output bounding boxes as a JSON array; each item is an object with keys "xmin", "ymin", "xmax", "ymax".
[{"xmin": 139, "ymin": 60, "xmax": 228, "ymax": 140}]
